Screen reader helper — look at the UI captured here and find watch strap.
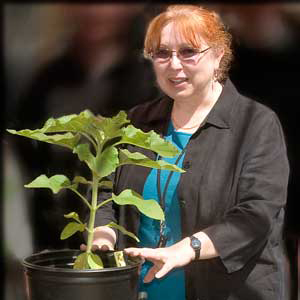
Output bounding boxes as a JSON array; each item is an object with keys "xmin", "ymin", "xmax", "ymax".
[{"xmin": 190, "ymin": 235, "xmax": 201, "ymax": 260}]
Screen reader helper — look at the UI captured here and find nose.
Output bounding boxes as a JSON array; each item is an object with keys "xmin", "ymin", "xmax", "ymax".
[{"xmin": 169, "ymin": 52, "xmax": 182, "ymax": 69}]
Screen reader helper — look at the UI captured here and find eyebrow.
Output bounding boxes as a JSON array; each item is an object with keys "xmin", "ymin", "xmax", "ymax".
[{"xmin": 158, "ymin": 43, "xmax": 195, "ymax": 49}]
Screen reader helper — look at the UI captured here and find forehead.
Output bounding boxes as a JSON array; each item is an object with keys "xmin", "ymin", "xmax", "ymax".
[{"xmin": 159, "ymin": 22, "xmax": 205, "ymax": 47}]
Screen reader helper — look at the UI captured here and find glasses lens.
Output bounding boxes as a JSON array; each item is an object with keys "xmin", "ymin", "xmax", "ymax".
[
  {"xmin": 178, "ymin": 47, "xmax": 199, "ymax": 60},
  {"xmin": 153, "ymin": 48, "xmax": 171, "ymax": 60}
]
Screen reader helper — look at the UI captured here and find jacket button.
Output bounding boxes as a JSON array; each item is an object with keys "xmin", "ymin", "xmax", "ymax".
[
  {"xmin": 183, "ymin": 161, "xmax": 191, "ymax": 169},
  {"xmin": 179, "ymin": 198, "xmax": 186, "ymax": 206}
]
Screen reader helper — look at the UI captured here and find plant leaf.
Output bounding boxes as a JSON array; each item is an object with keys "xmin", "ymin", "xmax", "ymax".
[
  {"xmin": 106, "ymin": 222, "xmax": 140, "ymax": 242},
  {"xmin": 44, "ymin": 110, "xmax": 104, "ymax": 145},
  {"xmin": 7, "ymin": 110, "xmax": 102, "ymax": 151},
  {"xmin": 112, "ymin": 189, "xmax": 164, "ymax": 221},
  {"xmin": 99, "ymin": 180, "xmax": 113, "ymax": 189},
  {"xmin": 119, "ymin": 149, "xmax": 185, "ymax": 172},
  {"xmin": 87, "ymin": 253, "xmax": 104, "ymax": 269},
  {"xmin": 24, "ymin": 174, "xmax": 74, "ymax": 194},
  {"xmin": 73, "ymin": 143, "xmax": 96, "ymax": 172},
  {"xmin": 94, "ymin": 111, "xmax": 129, "ymax": 138},
  {"xmin": 73, "ymin": 176, "xmax": 92, "ymax": 185},
  {"xmin": 60, "ymin": 222, "xmax": 85, "ymax": 240},
  {"xmin": 6, "ymin": 129, "xmax": 80, "ymax": 150},
  {"xmin": 64, "ymin": 212, "xmax": 82, "ymax": 224},
  {"xmin": 73, "ymin": 252, "xmax": 89, "ymax": 270},
  {"xmin": 36, "ymin": 110, "xmax": 95, "ymax": 133},
  {"xmin": 95, "ymin": 146, "xmax": 119, "ymax": 178},
  {"xmin": 119, "ymin": 125, "xmax": 179, "ymax": 157}
]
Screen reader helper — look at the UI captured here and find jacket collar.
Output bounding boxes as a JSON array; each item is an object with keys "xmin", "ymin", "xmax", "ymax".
[
  {"xmin": 137, "ymin": 78, "xmax": 239, "ymax": 131},
  {"xmin": 204, "ymin": 79, "xmax": 239, "ymax": 129}
]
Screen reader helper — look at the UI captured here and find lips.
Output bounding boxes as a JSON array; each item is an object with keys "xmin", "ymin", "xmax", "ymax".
[{"xmin": 169, "ymin": 77, "xmax": 188, "ymax": 84}]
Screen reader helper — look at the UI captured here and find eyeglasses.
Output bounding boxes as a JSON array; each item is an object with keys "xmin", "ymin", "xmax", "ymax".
[{"xmin": 151, "ymin": 46, "xmax": 211, "ymax": 63}]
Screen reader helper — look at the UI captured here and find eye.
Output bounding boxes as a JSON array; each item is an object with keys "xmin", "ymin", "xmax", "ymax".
[
  {"xmin": 179, "ymin": 47, "xmax": 198, "ymax": 59},
  {"xmin": 153, "ymin": 48, "xmax": 171, "ymax": 60}
]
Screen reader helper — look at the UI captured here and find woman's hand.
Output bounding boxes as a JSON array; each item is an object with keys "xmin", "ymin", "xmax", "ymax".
[
  {"xmin": 125, "ymin": 237, "xmax": 195, "ymax": 283},
  {"xmin": 80, "ymin": 243, "xmax": 110, "ymax": 251},
  {"xmin": 80, "ymin": 226, "xmax": 116, "ymax": 251}
]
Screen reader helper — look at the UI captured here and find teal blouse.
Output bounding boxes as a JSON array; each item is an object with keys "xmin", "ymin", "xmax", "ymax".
[{"xmin": 138, "ymin": 121, "xmax": 192, "ymax": 300}]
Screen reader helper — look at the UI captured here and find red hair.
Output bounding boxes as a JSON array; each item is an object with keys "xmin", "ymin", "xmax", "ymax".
[{"xmin": 144, "ymin": 5, "xmax": 233, "ymax": 82}]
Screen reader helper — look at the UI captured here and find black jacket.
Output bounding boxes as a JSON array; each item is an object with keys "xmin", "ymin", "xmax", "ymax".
[{"xmin": 95, "ymin": 79, "xmax": 290, "ymax": 300}]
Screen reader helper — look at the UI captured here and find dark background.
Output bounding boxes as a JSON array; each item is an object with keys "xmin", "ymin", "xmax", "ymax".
[{"xmin": 3, "ymin": 3, "xmax": 299, "ymax": 300}]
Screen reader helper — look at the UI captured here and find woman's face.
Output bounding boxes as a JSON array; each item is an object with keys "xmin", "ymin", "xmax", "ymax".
[{"xmin": 152, "ymin": 22, "xmax": 223, "ymax": 102}]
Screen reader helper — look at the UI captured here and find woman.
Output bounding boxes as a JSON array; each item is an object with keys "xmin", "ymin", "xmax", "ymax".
[{"xmin": 91, "ymin": 5, "xmax": 290, "ymax": 300}]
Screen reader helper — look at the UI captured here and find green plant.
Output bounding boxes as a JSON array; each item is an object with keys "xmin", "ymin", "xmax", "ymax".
[{"xmin": 7, "ymin": 110, "xmax": 184, "ymax": 269}]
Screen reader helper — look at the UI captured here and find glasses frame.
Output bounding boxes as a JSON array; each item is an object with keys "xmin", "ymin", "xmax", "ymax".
[{"xmin": 150, "ymin": 46, "xmax": 211, "ymax": 63}]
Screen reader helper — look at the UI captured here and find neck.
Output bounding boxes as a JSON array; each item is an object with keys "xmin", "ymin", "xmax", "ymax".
[{"xmin": 171, "ymin": 81, "xmax": 223, "ymax": 132}]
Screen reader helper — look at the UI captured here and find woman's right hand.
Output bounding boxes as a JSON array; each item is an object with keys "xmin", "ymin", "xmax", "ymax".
[
  {"xmin": 80, "ymin": 226, "xmax": 117, "ymax": 251},
  {"xmin": 79, "ymin": 243, "xmax": 110, "ymax": 251}
]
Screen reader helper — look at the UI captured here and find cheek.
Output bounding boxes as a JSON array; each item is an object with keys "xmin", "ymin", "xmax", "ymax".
[
  {"xmin": 189, "ymin": 67, "xmax": 214, "ymax": 88},
  {"xmin": 153, "ymin": 66, "xmax": 167, "ymax": 86},
  {"xmin": 193, "ymin": 63, "xmax": 214, "ymax": 79},
  {"xmin": 153, "ymin": 64, "xmax": 163, "ymax": 78}
]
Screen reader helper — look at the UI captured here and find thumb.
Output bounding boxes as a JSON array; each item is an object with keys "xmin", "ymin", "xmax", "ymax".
[
  {"xmin": 143, "ymin": 265, "xmax": 159, "ymax": 283},
  {"xmin": 155, "ymin": 262, "xmax": 173, "ymax": 279}
]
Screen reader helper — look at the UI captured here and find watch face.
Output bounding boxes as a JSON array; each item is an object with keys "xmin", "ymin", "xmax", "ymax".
[{"xmin": 191, "ymin": 237, "xmax": 201, "ymax": 249}]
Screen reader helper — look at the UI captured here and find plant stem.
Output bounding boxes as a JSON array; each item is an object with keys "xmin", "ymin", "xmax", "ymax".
[
  {"xmin": 96, "ymin": 197, "xmax": 113, "ymax": 210},
  {"xmin": 80, "ymin": 132, "xmax": 98, "ymax": 151},
  {"xmin": 86, "ymin": 173, "xmax": 100, "ymax": 253},
  {"xmin": 69, "ymin": 188, "xmax": 92, "ymax": 210}
]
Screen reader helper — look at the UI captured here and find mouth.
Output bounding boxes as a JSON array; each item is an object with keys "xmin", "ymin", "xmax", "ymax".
[{"xmin": 168, "ymin": 77, "xmax": 188, "ymax": 85}]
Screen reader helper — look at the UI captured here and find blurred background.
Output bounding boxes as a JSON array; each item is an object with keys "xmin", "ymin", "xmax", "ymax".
[{"xmin": 3, "ymin": 3, "xmax": 300, "ymax": 300}]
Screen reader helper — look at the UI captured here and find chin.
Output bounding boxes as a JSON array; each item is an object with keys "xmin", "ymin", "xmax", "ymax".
[{"xmin": 169, "ymin": 91, "xmax": 193, "ymax": 102}]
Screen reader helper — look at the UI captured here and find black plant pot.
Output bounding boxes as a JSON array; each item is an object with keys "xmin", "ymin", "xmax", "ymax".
[{"xmin": 23, "ymin": 249, "xmax": 142, "ymax": 300}]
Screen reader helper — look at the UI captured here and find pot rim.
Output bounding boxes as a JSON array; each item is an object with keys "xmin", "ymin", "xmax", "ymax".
[{"xmin": 22, "ymin": 249, "xmax": 142, "ymax": 273}]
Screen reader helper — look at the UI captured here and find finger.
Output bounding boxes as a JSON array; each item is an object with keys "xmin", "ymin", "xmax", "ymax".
[
  {"xmin": 143, "ymin": 265, "xmax": 160, "ymax": 283},
  {"xmin": 126, "ymin": 247, "xmax": 159, "ymax": 258},
  {"xmin": 155, "ymin": 262, "xmax": 173, "ymax": 279},
  {"xmin": 124, "ymin": 247, "xmax": 142, "ymax": 256},
  {"xmin": 99, "ymin": 244, "xmax": 109, "ymax": 251},
  {"xmin": 80, "ymin": 244, "xmax": 103, "ymax": 252},
  {"xmin": 91, "ymin": 244, "xmax": 100, "ymax": 251},
  {"xmin": 80, "ymin": 244, "xmax": 87, "ymax": 251},
  {"xmin": 125, "ymin": 248, "xmax": 165, "ymax": 269},
  {"xmin": 141, "ymin": 250, "xmax": 165, "ymax": 265}
]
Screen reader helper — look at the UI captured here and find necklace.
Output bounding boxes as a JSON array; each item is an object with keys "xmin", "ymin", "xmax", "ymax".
[{"xmin": 172, "ymin": 116, "xmax": 202, "ymax": 130}]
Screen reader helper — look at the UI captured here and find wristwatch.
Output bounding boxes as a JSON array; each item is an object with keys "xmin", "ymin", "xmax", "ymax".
[{"xmin": 190, "ymin": 235, "xmax": 201, "ymax": 260}]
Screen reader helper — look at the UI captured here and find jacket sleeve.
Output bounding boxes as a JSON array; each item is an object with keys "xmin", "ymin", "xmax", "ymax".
[{"xmin": 203, "ymin": 111, "xmax": 290, "ymax": 273}]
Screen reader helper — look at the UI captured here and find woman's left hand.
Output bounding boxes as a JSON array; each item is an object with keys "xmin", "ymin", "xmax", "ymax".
[{"xmin": 125, "ymin": 237, "xmax": 195, "ymax": 283}]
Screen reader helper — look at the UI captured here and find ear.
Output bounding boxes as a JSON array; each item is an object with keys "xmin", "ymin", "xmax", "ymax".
[{"xmin": 214, "ymin": 48, "xmax": 225, "ymax": 69}]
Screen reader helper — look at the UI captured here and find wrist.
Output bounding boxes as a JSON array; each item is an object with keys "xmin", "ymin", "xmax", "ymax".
[
  {"xmin": 180, "ymin": 237, "xmax": 196, "ymax": 262},
  {"xmin": 189, "ymin": 235, "xmax": 201, "ymax": 260}
]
